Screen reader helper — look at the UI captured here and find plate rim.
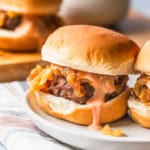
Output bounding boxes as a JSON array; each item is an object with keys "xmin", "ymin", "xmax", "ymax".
[{"xmin": 24, "ymin": 91, "xmax": 150, "ymax": 143}]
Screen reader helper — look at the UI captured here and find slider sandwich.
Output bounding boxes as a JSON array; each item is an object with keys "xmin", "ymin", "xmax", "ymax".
[
  {"xmin": 128, "ymin": 40, "xmax": 150, "ymax": 128},
  {"xmin": 27, "ymin": 25, "xmax": 139, "ymax": 130},
  {"xmin": 0, "ymin": 0, "xmax": 62, "ymax": 51}
]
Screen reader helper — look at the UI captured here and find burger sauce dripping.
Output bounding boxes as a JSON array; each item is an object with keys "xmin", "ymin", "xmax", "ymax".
[
  {"xmin": 28, "ymin": 65, "xmax": 116, "ymax": 130},
  {"xmin": 81, "ymin": 74, "xmax": 116, "ymax": 130}
]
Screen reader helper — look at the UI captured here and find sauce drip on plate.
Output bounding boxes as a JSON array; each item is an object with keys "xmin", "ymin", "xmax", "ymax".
[{"xmin": 81, "ymin": 74, "xmax": 116, "ymax": 130}]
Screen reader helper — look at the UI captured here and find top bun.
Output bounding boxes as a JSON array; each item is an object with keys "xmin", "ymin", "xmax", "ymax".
[
  {"xmin": 42, "ymin": 25, "xmax": 140, "ymax": 75},
  {"xmin": 0, "ymin": 0, "xmax": 62, "ymax": 15},
  {"xmin": 135, "ymin": 40, "xmax": 150, "ymax": 74}
]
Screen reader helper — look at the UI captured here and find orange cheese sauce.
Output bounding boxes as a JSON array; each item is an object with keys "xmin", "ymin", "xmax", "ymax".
[{"xmin": 101, "ymin": 124, "xmax": 125, "ymax": 137}]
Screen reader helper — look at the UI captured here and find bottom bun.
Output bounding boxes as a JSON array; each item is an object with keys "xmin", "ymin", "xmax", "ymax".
[
  {"xmin": 129, "ymin": 109, "xmax": 150, "ymax": 128},
  {"xmin": 32, "ymin": 88, "xmax": 130, "ymax": 125},
  {"xmin": 128, "ymin": 97, "xmax": 150, "ymax": 128},
  {"xmin": 0, "ymin": 29, "xmax": 37, "ymax": 51}
]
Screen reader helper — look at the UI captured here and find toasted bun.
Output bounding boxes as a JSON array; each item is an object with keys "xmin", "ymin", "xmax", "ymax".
[
  {"xmin": 0, "ymin": 16, "xmax": 61, "ymax": 51},
  {"xmin": 128, "ymin": 96, "xmax": 150, "ymax": 128},
  {"xmin": 0, "ymin": 0, "xmax": 62, "ymax": 15},
  {"xmin": 135, "ymin": 40, "xmax": 150, "ymax": 75},
  {"xmin": 29, "ymin": 88, "xmax": 130, "ymax": 125},
  {"xmin": 42, "ymin": 25, "xmax": 140, "ymax": 75}
]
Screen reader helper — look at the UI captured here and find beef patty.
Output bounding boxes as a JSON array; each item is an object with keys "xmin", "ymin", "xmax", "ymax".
[
  {"xmin": 3, "ymin": 15, "xmax": 22, "ymax": 30},
  {"xmin": 0, "ymin": 11, "xmax": 22, "ymax": 30},
  {"xmin": 48, "ymin": 76, "xmax": 94, "ymax": 104},
  {"xmin": 28, "ymin": 65, "xmax": 128, "ymax": 105},
  {"xmin": 0, "ymin": 11, "xmax": 62, "ymax": 31},
  {"xmin": 46, "ymin": 75, "xmax": 128, "ymax": 104}
]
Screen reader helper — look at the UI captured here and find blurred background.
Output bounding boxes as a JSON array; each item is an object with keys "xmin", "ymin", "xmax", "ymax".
[
  {"xmin": 0, "ymin": 0, "xmax": 149, "ymax": 82},
  {"xmin": 131, "ymin": 0, "xmax": 150, "ymax": 17},
  {"xmin": 59, "ymin": 0, "xmax": 150, "ymax": 25},
  {"xmin": 59, "ymin": 0, "xmax": 150, "ymax": 47}
]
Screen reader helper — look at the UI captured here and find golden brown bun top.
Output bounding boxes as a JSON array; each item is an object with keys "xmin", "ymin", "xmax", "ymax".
[
  {"xmin": 42, "ymin": 25, "xmax": 140, "ymax": 75},
  {"xmin": 0, "ymin": 0, "xmax": 62, "ymax": 15},
  {"xmin": 135, "ymin": 40, "xmax": 150, "ymax": 75}
]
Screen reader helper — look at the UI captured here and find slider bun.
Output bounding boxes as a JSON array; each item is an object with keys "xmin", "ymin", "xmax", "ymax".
[
  {"xmin": 28, "ymin": 88, "xmax": 130, "ymax": 125},
  {"xmin": 0, "ymin": 16, "xmax": 59, "ymax": 51},
  {"xmin": 128, "ymin": 97, "xmax": 150, "ymax": 128},
  {"xmin": 135, "ymin": 40, "xmax": 150, "ymax": 75},
  {"xmin": 130, "ymin": 109, "xmax": 150, "ymax": 128},
  {"xmin": 0, "ymin": 0, "xmax": 62, "ymax": 15},
  {"xmin": 42, "ymin": 25, "xmax": 140, "ymax": 75}
]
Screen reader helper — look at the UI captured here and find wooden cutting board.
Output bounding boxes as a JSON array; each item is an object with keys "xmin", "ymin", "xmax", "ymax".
[
  {"xmin": 0, "ymin": 10, "xmax": 149, "ymax": 82},
  {"xmin": 0, "ymin": 51, "xmax": 42, "ymax": 82}
]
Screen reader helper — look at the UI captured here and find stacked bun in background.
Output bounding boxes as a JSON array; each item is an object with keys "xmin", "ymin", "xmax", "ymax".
[{"xmin": 0, "ymin": 0, "xmax": 62, "ymax": 51}]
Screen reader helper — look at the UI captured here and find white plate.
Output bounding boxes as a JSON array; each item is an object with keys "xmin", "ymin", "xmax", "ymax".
[{"xmin": 25, "ymin": 92, "xmax": 150, "ymax": 150}]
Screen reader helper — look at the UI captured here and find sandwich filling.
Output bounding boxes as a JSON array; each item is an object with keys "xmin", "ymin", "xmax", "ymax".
[
  {"xmin": 0, "ymin": 11, "xmax": 22, "ymax": 30},
  {"xmin": 132, "ymin": 74, "xmax": 150, "ymax": 105},
  {"xmin": 28, "ymin": 64, "xmax": 128, "ymax": 104},
  {"xmin": 0, "ymin": 11, "xmax": 61, "ymax": 31},
  {"xmin": 28, "ymin": 64, "xmax": 128, "ymax": 129}
]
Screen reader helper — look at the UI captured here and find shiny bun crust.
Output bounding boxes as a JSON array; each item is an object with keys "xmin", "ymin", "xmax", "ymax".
[
  {"xmin": 128, "ymin": 97, "xmax": 150, "ymax": 128},
  {"xmin": 0, "ymin": 16, "xmax": 59, "ymax": 51},
  {"xmin": 0, "ymin": 0, "xmax": 62, "ymax": 15},
  {"xmin": 135, "ymin": 40, "xmax": 150, "ymax": 75},
  {"xmin": 42, "ymin": 25, "xmax": 140, "ymax": 75},
  {"xmin": 29, "ymin": 88, "xmax": 130, "ymax": 125}
]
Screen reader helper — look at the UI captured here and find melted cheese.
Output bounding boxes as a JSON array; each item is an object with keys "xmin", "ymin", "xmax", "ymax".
[
  {"xmin": 7, "ymin": 11, "xmax": 19, "ymax": 18},
  {"xmin": 101, "ymin": 124, "xmax": 125, "ymax": 137},
  {"xmin": 0, "ymin": 12, "xmax": 6, "ymax": 28}
]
